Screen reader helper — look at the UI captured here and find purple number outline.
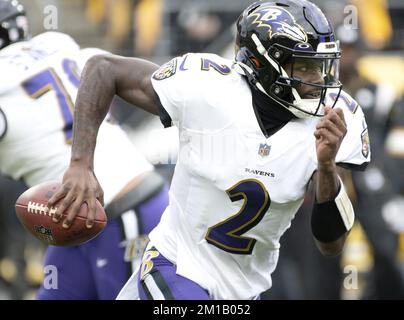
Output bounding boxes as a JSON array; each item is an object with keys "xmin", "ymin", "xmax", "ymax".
[
  {"xmin": 205, "ymin": 179, "xmax": 271, "ymax": 255},
  {"xmin": 22, "ymin": 59, "xmax": 81, "ymax": 143},
  {"xmin": 201, "ymin": 58, "xmax": 231, "ymax": 75},
  {"xmin": 62, "ymin": 58, "xmax": 80, "ymax": 88},
  {"xmin": 329, "ymin": 92, "xmax": 358, "ymax": 113}
]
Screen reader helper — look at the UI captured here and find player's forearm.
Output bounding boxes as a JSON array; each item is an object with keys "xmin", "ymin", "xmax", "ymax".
[
  {"xmin": 71, "ymin": 55, "xmax": 116, "ymax": 167},
  {"xmin": 315, "ymin": 162, "xmax": 340, "ymax": 203},
  {"xmin": 312, "ymin": 165, "xmax": 353, "ymax": 256}
]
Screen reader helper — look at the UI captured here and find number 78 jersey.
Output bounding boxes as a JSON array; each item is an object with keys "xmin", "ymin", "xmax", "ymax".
[
  {"xmin": 0, "ymin": 32, "xmax": 152, "ymax": 205},
  {"xmin": 149, "ymin": 53, "xmax": 370, "ymax": 299},
  {"xmin": 0, "ymin": 32, "xmax": 86, "ymax": 185}
]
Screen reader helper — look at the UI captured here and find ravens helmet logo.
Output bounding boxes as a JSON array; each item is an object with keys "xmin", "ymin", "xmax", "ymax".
[{"xmin": 248, "ymin": 5, "xmax": 308, "ymax": 42}]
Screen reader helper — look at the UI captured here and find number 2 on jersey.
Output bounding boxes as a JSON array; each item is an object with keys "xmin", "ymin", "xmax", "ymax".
[
  {"xmin": 21, "ymin": 59, "xmax": 80, "ymax": 143},
  {"xmin": 205, "ymin": 179, "xmax": 271, "ymax": 255}
]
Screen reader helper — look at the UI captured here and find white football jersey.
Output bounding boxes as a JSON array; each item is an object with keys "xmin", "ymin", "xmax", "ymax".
[
  {"xmin": 0, "ymin": 32, "xmax": 152, "ymax": 205},
  {"xmin": 148, "ymin": 53, "xmax": 370, "ymax": 299}
]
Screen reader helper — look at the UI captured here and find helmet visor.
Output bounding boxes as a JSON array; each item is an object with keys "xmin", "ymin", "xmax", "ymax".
[{"xmin": 289, "ymin": 54, "xmax": 340, "ymax": 92}]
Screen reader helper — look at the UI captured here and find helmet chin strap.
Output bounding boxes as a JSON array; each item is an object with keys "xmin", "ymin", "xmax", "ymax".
[
  {"xmin": 236, "ymin": 61, "xmax": 284, "ymax": 104},
  {"xmin": 291, "ymin": 88, "xmax": 322, "ymax": 118},
  {"xmin": 250, "ymin": 33, "xmax": 322, "ymax": 118},
  {"xmin": 235, "ymin": 61, "xmax": 268, "ymax": 94}
]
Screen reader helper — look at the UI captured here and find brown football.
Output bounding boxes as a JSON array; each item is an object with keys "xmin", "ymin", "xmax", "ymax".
[{"xmin": 15, "ymin": 181, "xmax": 107, "ymax": 246}]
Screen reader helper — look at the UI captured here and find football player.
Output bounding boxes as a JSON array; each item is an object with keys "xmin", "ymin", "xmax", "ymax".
[
  {"xmin": 0, "ymin": 0, "xmax": 169, "ymax": 300},
  {"xmin": 49, "ymin": 0, "xmax": 371, "ymax": 300}
]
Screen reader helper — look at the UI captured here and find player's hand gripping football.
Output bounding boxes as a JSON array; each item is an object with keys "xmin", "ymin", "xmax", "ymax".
[
  {"xmin": 314, "ymin": 106, "xmax": 347, "ymax": 168},
  {"xmin": 47, "ymin": 163, "xmax": 104, "ymax": 229}
]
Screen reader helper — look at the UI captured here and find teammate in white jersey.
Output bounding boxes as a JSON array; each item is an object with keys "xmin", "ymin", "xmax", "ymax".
[
  {"xmin": 0, "ymin": 0, "xmax": 168, "ymax": 299},
  {"xmin": 49, "ymin": 0, "xmax": 371, "ymax": 300}
]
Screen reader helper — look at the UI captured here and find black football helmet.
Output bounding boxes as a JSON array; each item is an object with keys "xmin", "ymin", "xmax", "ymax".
[
  {"xmin": 236, "ymin": 0, "xmax": 342, "ymax": 118},
  {"xmin": 0, "ymin": 0, "xmax": 29, "ymax": 49}
]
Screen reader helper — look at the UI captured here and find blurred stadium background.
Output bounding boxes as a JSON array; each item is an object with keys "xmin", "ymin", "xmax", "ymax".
[{"xmin": 1, "ymin": 0, "xmax": 404, "ymax": 300}]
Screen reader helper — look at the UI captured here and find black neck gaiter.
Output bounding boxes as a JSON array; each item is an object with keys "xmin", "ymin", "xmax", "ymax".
[{"xmin": 248, "ymin": 80, "xmax": 296, "ymax": 137}]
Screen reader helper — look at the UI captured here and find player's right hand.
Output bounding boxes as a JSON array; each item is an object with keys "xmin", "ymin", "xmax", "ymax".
[{"xmin": 47, "ymin": 163, "xmax": 104, "ymax": 229}]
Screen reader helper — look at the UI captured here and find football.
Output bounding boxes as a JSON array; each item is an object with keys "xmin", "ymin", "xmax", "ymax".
[{"xmin": 15, "ymin": 181, "xmax": 107, "ymax": 246}]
